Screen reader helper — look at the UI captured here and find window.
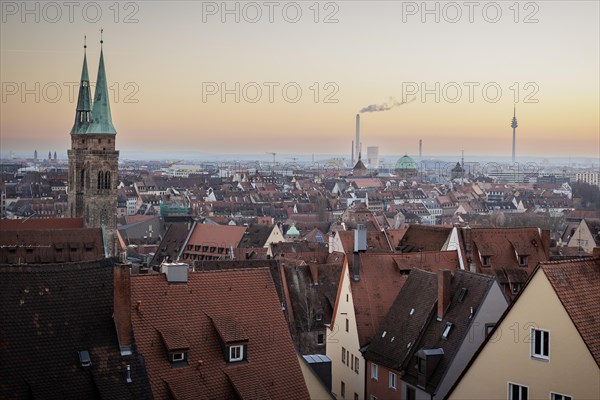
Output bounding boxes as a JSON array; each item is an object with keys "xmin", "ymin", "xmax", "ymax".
[
  {"xmin": 354, "ymin": 356, "xmax": 359, "ymax": 373},
  {"xmin": 370, "ymin": 396, "xmax": 378, "ymax": 400},
  {"xmin": 550, "ymin": 393, "xmax": 572, "ymax": 400},
  {"xmin": 482, "ymin": 256, "xmax": 491, "ymax": 267},
  {"xmin": 317, "ymin": 333, "xmax": 324, "ymax": 345},
  {"xmin": 315, "ymin": 313, "xmax": 323, "ymax": 321},
  {"xmin": 354, "ymin": 394, "xmax": 359, "ymax": 400},
  {"xmin": 531, "ymin": 329, "xmax": 549, "ymax": 359},
  {"xmin": 371, "ymin": 363, "xmax": 378, "ymax": 380},
  {"xmin": 342, "ymin": 347, "xmax": 346, "ymax": 363},
  {"xmin": 351, "ymin": 354, "xmax": 354, "ymax": 370},
  {"xmin": 508, "ymin": 382, "xmax": 528, "ymax": 400},
  {"xmin": 346, "ymin": 294, "xmax": 349, "ymax": 302},
  {"xmin": 341, "ymin": 381, "xmax": 345, "ymax": 398},
  {"xmin": 346, "ymin": 350, "xmax": 350, "ymax": 366},
  {"xmin": 171, "ymin": 352, "xmax": 186, "ymax": 362},
  {"xmin": 519, "ymin": 255, "xmax": 528, "ymax": 266},
  {"xmin": 229, "ymin": 345, "xmax": 243, "ymax": 362},
  {"xmin": 458, "ymin": 287, "xmax": 468, "ymax": 302},
  {"xmin": 346, "ymin": 318, "xmax": 349, "ymax": 332},
  {"xmin": 512, "ymin": 283, "xmax": 521, "ymax": 294},
  {"xmin": 442, "ymin": 322, "xmax": 453, "ymax": 339},
  {"xmin": 389, "ymin": 372, "xmax": 397, "ymax": 389}
]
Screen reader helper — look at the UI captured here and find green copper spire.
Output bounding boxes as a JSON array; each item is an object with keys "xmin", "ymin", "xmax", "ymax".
[
  {"xmin": 70, "ymin": 37, "xmax": 92, "ymax": 134},
  {"xmin": 88, "ymin": 30, "xmax": 117, "ymax": 134}
]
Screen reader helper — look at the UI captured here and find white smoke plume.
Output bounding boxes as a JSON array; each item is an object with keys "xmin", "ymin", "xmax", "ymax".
[{"xmin": 359, "ymin": 97, "xmax": 415, "ymax": 113}]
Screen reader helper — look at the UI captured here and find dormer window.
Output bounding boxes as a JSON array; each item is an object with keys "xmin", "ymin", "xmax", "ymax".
[
  {"xmin": 315, "ymin": 313, "xmax": 323, "ymax": 321},
  {"xmin": 481, "ymin": 256, "xmax": 490, "ymax": 267},
  {"xmin": 229, "ymin": 345, "xmax": 244, "ymax": 362},
  {"xmin": 171, "ymin": 352, "xmax": 186, "ymax": 363},
  {"xmin": 519, "ymin": 255, "xmax": 528, "ymax": 267},
  {"xmin": 160, "ymin": 328, "xmax": 190, "ymax": 366}
]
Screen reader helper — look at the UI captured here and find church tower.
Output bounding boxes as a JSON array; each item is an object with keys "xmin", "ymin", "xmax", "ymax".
[{"xmin": 68, "ymin": 34, "xmax": 119, "ymax": 256}]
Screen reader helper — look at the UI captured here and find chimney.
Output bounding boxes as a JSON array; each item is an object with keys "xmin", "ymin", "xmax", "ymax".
[
  {"xmin": 351, "ymin": 140, "xmax": 355, "ymax": 168},
  {"xmin": 354, "ymin": 224, "xmax": 367, "ymax": 252},
  {"xmin": 462, "ymin": 227, "xmax": 476, "ymax": 272},
  {"xmin": 355, "ymin": 114, "xmax": 360, "ymax": 167},
  {"xmin": 161, "ymin": 261, "xmax": 189, "ymax": 283},
  {"xmin": 437, "ymin": 269, "xmax": 452, "ymax": 320},
  {"xmin": 541, "ymin": 229, "xmax": 551, "ymax": 259},
  {"xmin": 353, "ymin": 225, "xmax": 367, "ymax": 281},
  {"xmin": 309, "ymin": 263, "xmax": 319, "ymax": 285},
  {"xmin": 113, "ymin": 264, "xmax": 133, "ymax": 356}
]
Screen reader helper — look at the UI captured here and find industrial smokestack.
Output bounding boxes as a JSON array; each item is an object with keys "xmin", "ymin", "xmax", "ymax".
[
  {"xmin": 511, "ymin": 105, "xmax": 518, "ymax": 164},
  {"xmin": 351, "ymin": 140, "xmax": 355, "ymax": 167},
  {"xmin": 355, "ymin": 114, "xmax": 360, "ymax": 167}
]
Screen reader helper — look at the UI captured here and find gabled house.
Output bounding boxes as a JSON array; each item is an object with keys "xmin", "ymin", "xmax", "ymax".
[
  {"xmin": 364, "ymin": 269, "xmax": 508, "ymax": 400},
  {"xmin": 458, "ymin": 227, "xmax": 550, "ymax": 300},
  {"xmin": 448, "ymin": 256, "xmax": 600, "ymax": 400},
  {"xmin": 327, "ymin": 249, "xmax": 461, "ymax": 400},
  {"xmin": 128, "ymin": 265, "xmax": 311, "ymax": 399},
  {"xmin": 179, "ymin": 222, "xmax": 246, "ymax": 262}
]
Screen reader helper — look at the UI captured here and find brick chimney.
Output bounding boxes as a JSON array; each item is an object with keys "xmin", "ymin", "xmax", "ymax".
[
  {"xmin": 113, "ymin": 264, "xmax": 133, "ymax": 355},
  {"xmin": 541, "ymin": 229, "xmax": 551, "ymax": 259},
  {"xmin": 437, "ymin": 269, "xmax": 452, "ymax": 321},
  {"xmin": 309, "ymin": 263, "xmax": 319, "ymax": 285}
]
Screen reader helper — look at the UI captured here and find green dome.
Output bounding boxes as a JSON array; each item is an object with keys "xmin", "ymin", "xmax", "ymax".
[{"xmin": 395, "ymin": 154, "xmax": 417, "ymax": 170}]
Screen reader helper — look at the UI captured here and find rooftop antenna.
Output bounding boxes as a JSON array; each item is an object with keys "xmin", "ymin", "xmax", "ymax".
[{"xmin": 84, "ymin": 35, "xmax": 87, "ymax": 51}]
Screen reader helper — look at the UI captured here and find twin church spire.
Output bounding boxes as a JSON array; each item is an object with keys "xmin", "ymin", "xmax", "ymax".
[{"xmin": 70, "ymin": 31, "xmax": 116, "ymax": 135}]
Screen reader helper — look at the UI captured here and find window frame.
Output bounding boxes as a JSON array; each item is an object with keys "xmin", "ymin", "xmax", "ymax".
[
  {"xmin": 508, "ymin": 382, "xmax": 529, "ymax": 400},
  {"xmin": 171, "ymin": 352, "xmax": 185, "ymax": 362},
  {"xmin": 481, "ymin": 255, "xmax": 491, "ymax": 267},
  {"xmin": 531, "ymin": 328, "xmax": 550, "ymax": 360},
  {"xmin": 371, "ymin": 362, "xmax": 378, "ymax": 381},
  {"xmin": 550, "ymin": 393, "xmax": 572, "ymax": 400},
  {"xmin": 389, "ymin": 371, "xmax": 397, "ymax": 390},
  {"xmin": 229, "ymin": 345, "xmax": 244, "ymax": 362}
]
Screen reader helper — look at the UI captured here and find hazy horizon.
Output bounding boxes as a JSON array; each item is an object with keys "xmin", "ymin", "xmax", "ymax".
[{"xmin": 1, "ymin": 1, "xmax": 599, "ymax": 158}]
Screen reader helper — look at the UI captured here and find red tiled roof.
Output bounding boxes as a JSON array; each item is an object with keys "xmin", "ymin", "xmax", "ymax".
[
  {"xmin": 209, "ymin": 314, "xmax": 249, "ymax": 343},
  {"xmin": 186, "ymin": 223, "xmax": 246, "ymax": 249},
  {"xmin": 160, "ymin": 327, "xmax": 190, "ymax": 351},
  {"xmin": 0, "ymin": 217, "xmax": 83, "ymax": 230},
  {"xmin": 0, "ymin": 228, "xmax": 105, "ymax": 264},
  {"xmin": 350, "ymin": 251, "xmax": 460, "ymax": 346},
  {"xmin": 130, "ymin": 268, "xmax": 309, "ymax": 399},
  {"xmin": 226, "ymin": 366, "xmax": 273, "ymax": 400},
  {"xmin": 541, "ymin": 258, "xmax": 600, "ymax": 367}
]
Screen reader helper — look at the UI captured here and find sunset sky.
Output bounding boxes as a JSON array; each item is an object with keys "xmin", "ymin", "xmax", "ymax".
[{"xmin": 1, "ymin": 1, "xmax": 599, "ymax": 159}]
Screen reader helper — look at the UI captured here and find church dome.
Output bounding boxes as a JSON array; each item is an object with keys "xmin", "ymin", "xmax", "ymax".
[{"xmin": 395, "ymin": 155, "xmax": 417, "ymax": 170}]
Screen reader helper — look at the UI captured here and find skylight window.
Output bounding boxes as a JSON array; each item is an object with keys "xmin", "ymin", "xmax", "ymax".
[
  {"xmin": 458, "ymin": 288, "xmax": 468, "ymax": 302},
  {"xmin": 442, "ymin": 322, "xmax": 453, "ymax": 339}
]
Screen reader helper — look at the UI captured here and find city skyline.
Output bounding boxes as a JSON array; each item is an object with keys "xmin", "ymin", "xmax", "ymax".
[{"xmin": 1, "ymin": 1, "xmax": 599, "ymax": 158}]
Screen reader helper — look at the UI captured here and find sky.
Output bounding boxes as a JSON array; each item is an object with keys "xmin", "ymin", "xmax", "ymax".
[{"xmin": 1, "ymin": 0, "xmax": 599, "ymax": 160}]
